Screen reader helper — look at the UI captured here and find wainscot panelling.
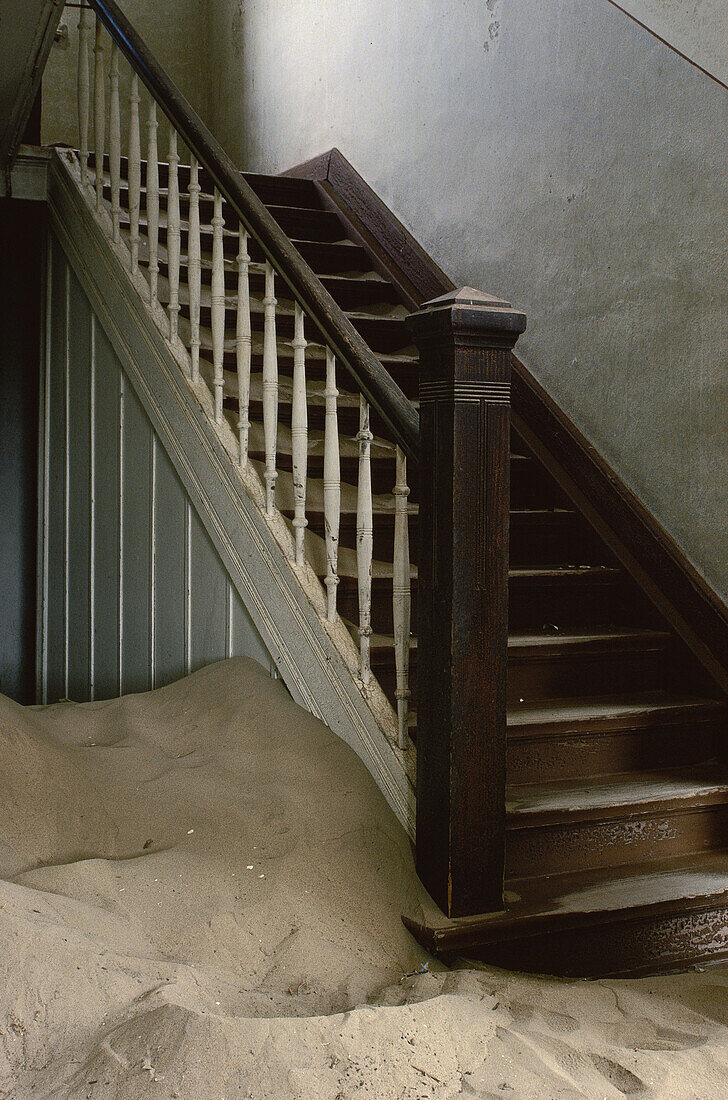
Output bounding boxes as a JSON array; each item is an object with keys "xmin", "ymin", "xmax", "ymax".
[{"xmin": 39, "ymin": 231, "xmax": 273, "ymax": 702}]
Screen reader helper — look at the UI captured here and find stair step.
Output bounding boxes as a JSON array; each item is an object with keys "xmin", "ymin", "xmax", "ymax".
[
  {"xmin": 290, "ymin": 506, "xmax": 609, "ymax": 568},
  {"xmin": 507, "ymin": 693, "xmax": 725, "ymax": 781},
  {"xmin": 109, "ymin": 179, "xmax": 343, "ymax": 239},
  {"xmin": 333, "ymin": 564, "xmax": 629, "ymax": 634},
  {"xmin": 120, "ymin": 212, "xmax": 373, "ymax": 274},
  {"xmin": 403, "ymin": 849, "xmax": 728, "ymax": 977},
  {"xmin": 506, "ymin": 762, "xmax": 728, "ymax": 878},
  {"xmin": 369, "ymin": 629, "xmax": 670, "ymax": 709},
  {"xmin": 92, "ymin": 156, "xmax": 323, "ymax": 208}
]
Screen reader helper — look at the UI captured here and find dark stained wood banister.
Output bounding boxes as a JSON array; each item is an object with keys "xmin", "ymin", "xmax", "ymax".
[{"xmin": 89, "ymin": 0, "xmax": 419, "ymax": 462}]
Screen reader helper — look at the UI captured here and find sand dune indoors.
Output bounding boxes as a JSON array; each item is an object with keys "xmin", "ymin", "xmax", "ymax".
[{"xmin": 2, "ymin": 658, "xmax": 728, "ymax": 1098}]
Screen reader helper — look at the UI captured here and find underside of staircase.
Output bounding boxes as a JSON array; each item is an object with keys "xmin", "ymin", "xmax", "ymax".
[{"xmin": 80, "ymin": 147, "xmax": 728, "ymax": 978}]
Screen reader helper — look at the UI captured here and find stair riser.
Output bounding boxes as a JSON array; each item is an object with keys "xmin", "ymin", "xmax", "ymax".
[
  {"xmin": 158, "ymin": 259, "xmax": 402, "ymax": 311},
  {"xmin": 188, "ymin": 302, "xmax": 411, "ymax": 355},
  {"xmin": 510, "ymin": 459, "xmax": 570, "ymax": 510},
  {"xmin": 507, "ymin": 802, "xmax": 728, "ymax": 879},
  {"xmin": 509, "ymin": 577, "xmax": 630, "ymax": 632},
  {"xmin": 252, "ymin": 452, "xmax": 415, "ymax": 500},
  {"xmin": 507, "ymin": 647, "xmax": 666, "ymax": 705},
  {"xmin": 507, "ymin": 720, "xmax": 720, "ymax": 784},
  {"xmin": 214, "ymin": 353, "xmax": 421, "ymax": 401},
  {"xmin": 129, "ymin": 224, "xmax": 371, "ymax": 274},
  {"xmin": 374, "ymin": 644, "xmax": 665, "ymax": 710},
  {"xmin": 299, "ymin": 511, "xmax": 605, "ymax": 570},
  {"xmin": 510, "ymin": 516, "xmax": 606, "ymax": 568},
  {"xmin": 92, "ymin": 156, "xmax": 324, "ymax": 207},
  {"xmin": 242, "ymin": 398, "xmax": 403, "ymax": 442},
  {"xmin": 111, "ymin": 183, "xmax": 344, "ymax": 240},
  {"xmin": 464, "ymin": 898, "xmax": 728, "ymax": 978},
  {"xmin": 336, "ymin": 574, "xmax": 628, "ymax": 636}
]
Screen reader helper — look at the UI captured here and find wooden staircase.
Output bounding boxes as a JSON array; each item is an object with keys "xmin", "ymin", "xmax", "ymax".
[{"xmin": 98, "ymin": 152, "xmax": 728, "ymax": 977}]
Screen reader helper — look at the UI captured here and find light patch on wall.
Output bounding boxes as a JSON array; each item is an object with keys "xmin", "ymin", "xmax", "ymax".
[{"xmin": 483, "ymin": 0, "xmax": 503, "ymax": 53}]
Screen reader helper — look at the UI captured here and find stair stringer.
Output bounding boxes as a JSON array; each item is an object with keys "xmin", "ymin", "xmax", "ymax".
[{"xmin": 47, "ymin": 147, "xmax": 416, "ymax": 835}]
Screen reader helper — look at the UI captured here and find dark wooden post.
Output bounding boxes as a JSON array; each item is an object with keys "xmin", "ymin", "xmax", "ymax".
[{"xmin": 408, "ymin": 287, "xmax": 526, "ymax": 919}]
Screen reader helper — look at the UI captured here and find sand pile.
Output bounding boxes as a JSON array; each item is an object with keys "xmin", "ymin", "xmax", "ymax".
[{"xmin": 1, "ymin": 657, "xmax": 728, "ymax": 1098}]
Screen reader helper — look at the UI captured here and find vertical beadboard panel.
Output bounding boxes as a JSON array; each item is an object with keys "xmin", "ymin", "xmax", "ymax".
[
  {"xmin": 42, "ymin": 233, "xmax": 271, "ymax": 702},
  {"xmin": 92, "ymin": 319, "xmax": 121, "ymax": 699},
  {"xmin": 153, "ymin": 439, "xmax": 187, "ymax": 687},
  {"xmin": 230, "ymin": 585, "xmax": 272, "ymax": 670},
  {"xmin": 65, "ymin": 266, "xmax": 92, "ymax": 702},
  {"xmin": 188, "ymin": 506, "xmax": 227, "ymax": 673},
  {"xmin": 120, "ymin": 378, "xmax": 153, "ymax": 695},
  {"xmin": 45, "ymin": 236, "xmax": 68, "ymax": 702}
]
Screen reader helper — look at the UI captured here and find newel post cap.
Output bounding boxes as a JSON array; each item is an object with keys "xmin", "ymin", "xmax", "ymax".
[{"xmin": 407, "ymin": 286, "xmax": 527, "ymax": 348}]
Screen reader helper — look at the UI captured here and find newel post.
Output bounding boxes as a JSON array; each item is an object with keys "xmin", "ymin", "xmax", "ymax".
[{"xmin": 408, "ymin": 287, "xmax": 526, "ymax": 918}]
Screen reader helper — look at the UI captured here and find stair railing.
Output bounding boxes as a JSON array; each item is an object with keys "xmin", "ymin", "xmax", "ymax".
[{"xmin": 71, "ymin": 0, "xmax": 526, "ymax": 918}]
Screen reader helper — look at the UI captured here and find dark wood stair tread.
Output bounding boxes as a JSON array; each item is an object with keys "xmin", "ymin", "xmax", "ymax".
[
  {"xmin": 506, "ymin": 761, "xmax": 728, "ymax": 821},
  {"xmin": 403, "ymin": 848, "xmax": 728, "ymax": 975},
  {"xmin": 508, "ymin": 692, "xmax": 725, "ymax": 734}
]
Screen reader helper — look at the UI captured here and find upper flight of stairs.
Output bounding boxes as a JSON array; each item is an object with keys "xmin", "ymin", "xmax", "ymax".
[{"xmin": 98, "ymin": 154, "xmax": 728, "ymax": 977}]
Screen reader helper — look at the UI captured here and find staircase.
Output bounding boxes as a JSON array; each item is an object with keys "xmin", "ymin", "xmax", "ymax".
[
  {"xmin": 40, "ymin": 0, "xmax": 728, "ymax": 976},
  {"xmin": 99, "ymin": 152, "xmax": 728, "ymax": 975}
]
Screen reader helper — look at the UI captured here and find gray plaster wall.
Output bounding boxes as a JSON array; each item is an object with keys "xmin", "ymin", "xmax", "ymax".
[
  {"xmin": 206, "ymin": 0, "xmax": 728, "ymax": 605},
  {"xmin": 40, "ymin": 232, "xmax": 273, "ymax": 704},
  {"xmin": 612, "ymin": 0, "xmax": 728, "ymax": 86}
]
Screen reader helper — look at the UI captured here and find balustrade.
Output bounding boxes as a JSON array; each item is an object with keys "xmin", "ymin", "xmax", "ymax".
[{"xmin": 72, "ymin": 1, "xmax": 415, "ymax": 753}]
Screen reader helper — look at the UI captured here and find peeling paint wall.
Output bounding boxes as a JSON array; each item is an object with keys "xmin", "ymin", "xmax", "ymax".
[
  {"xmin": 611, "ymin": 0, "xmax": 728, "ymax": 86},
  {"xmin": 205, "ymin": 0, "xmax": 728, "ymax": 605}
]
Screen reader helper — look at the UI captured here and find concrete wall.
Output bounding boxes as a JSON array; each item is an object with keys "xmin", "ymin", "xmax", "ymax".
[
  {"xmin": 612, "ymin": 0, "xmax": 728, "ymax": 86},
  {"xmin": 205, "ymin": 0, "xmax": 728, "ymax": 606},
  {"xmin": 40, "ymin": 232, "xmax": 273, "ymax": 704}
]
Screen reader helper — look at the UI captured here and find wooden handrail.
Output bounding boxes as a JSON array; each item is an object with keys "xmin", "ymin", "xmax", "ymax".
[{"xmin": 88, "ymin": 0, "xmax": 419, "ymax": 462}]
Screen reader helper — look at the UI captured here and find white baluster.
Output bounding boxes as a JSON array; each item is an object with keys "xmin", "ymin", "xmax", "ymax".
[
  {"xmin": 236, "ymin": 225, "xmax": 251, "ymax": 465},
  {"xmin": 109, "ymin": 42, "xmax": 121, "ymax": 242},
  {"xmin": 291, "ymin": 303, "xmax": 308, "ymax": 565},
  {"xmin": 167, "ymin": 130, "xmax": 181, "ymax": 343},
  {"xmin": 357, "ymin": 396, "xmax": 374, "ymax": 683},
  {"xmin": 211, "ymin": 189, "xmax": 226, "ymax": 423},
  {"xmin": 77, "ymin": 5, "xmax": 92, "ymax": 185},
  {"xmin": 323, "ymin": 348, "xmax": 340, "ymax": 621},
  {"xmin": 93, "ymin": 19, "xmax": 105, "ymax": 211},
  {"xmin": 128, "ymin": 73, "xmax": 141, "ymax": 273},
  {"xmin": 262, "ymin": 261, "xmax": 279, "ymax": 514},
  {"xmin": 146, "ymin": 100, "xmax": 159, "ymax": 304},
  {"xmin": 187, "ymin": 158, "xmax": 202, "ymax": 380},
  {"xmin": 392, "ymin": 446, "xmax": 411, "ymax": 748}
]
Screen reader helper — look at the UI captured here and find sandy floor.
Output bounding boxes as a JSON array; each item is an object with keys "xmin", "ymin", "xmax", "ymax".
[{"xmin": 2, "ymin": 657, "xmax": 728, "ymax": 1098}]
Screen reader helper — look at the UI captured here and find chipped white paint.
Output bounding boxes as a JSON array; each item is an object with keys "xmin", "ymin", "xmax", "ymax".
[
  {"xmin": 210, "ymin": 189, "xmax": 226, "ymax": 423},
  {"xmin": 187, "ymin": 157, "xmax": 202, "ymax": 381},
  {"xmin": 108, "ymin": 42, "xmax": 121, "ymax": 242},
  {"xmin": 76, "ymin": 5, "xmax": 92, "ymax": 185},
  {"xmin": 290, "ymin": 302, "xmax": 308, "ymax": 566},
  {"xmin": 356, "ymin": 397, "xmax": 374, "ymax": 684},
  {"xmin": 323, "ymin": 347, "xmax": 341, "ymax": 622},
  {"xmin": 235, "ymin": 225, "xmax": 252, "ymax": 466},
  {"xmin": 262, "ymin": 261, "xmax": 279, "ymax": 514},
  {"xmin": 166, "ymin": 129, "xmax": 181, "ymax": 343},
  {"xmin": 92, "ymin": 19, "xmax": 105, "ymax": 210},
  {"xmin": 392, "ymin": 446, "xmax": 411, "ymax": 749},
  {"xmin": 145, "ymin": 99, "xmax": 159, "ymax": 304},
  {"xmin": 127, "ymin": 73, "xmax": 141, "ymax": 273}
]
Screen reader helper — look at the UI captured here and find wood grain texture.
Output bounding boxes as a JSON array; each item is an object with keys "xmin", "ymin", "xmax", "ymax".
[
  {"xmin": 306, "ymin": 145, "xmax": 728, "ymax": 698},
  {"xmin": 409, "ymin": 289, "xmax": 526, "ymax": 918}
]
